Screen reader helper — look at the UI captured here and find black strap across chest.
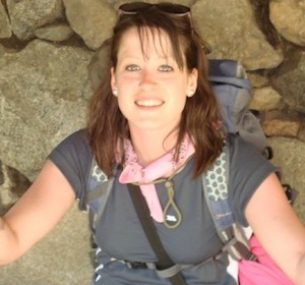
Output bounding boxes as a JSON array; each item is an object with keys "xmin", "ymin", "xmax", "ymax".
[{"xmin": 127, "ymin": 183, "xmax": 187, "ymax": 285}]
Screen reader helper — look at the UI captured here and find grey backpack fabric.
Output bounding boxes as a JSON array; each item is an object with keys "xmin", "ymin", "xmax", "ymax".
[{"xmin": 209, "ymin": 59, "xmax": 267, "ymax": 152}]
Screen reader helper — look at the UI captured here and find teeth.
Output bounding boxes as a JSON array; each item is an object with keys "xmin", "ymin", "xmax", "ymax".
[{"xmin": 136, "ymin": 99, "xmax": 163, "ymax": 107}]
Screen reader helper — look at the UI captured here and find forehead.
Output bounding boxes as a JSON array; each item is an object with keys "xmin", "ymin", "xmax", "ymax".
[{"xmin": 118, "ymin": 26, "xmax": 174, "ymax": 59}]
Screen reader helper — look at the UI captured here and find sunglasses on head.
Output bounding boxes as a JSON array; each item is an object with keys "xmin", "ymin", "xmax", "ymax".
[
  {"xmin": 117, "ymin": 2, "xmax": 212, "ymax": 53},
  {"xmin": 118, "ymin": 2, "xmax": 190, "ymax": 16}
]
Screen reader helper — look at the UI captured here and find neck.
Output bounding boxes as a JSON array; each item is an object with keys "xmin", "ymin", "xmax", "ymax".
[{"xmin": 129, "ymin": 127, "xmax": 178, "ymax": 167}]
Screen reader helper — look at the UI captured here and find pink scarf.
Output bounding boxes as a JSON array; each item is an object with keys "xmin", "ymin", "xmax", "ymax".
[{"xmin": 119, "ymin": 137, "xmax": 195, "ymax": 222}]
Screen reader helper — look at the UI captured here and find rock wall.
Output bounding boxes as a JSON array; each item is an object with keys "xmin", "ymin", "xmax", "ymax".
[{"xmin": 0, "ymin": 0, "xmax": 305, "ymax": 284}]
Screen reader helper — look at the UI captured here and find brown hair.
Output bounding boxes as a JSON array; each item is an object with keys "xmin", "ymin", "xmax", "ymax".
[{"xmin": 87, "ymin": 6, "xmax": 223, "ymax": 177}]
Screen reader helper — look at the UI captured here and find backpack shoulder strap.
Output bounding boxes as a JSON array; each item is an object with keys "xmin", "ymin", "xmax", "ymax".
[{"xmin": 202, "ymin": 143, "xmax": 255, "ymax": 261}]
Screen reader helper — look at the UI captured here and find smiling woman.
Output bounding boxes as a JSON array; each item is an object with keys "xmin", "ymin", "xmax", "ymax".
[
  {"xmin": 88, "ymin": 4, "xmax": 223, "ymax": 176},
  {"xmin": 1, "ymin": 2, "xmax": 305, "ymax": 285},
  {"xmin": 110, "ymin": 26, "xmax": 198, "ymax": 162}
]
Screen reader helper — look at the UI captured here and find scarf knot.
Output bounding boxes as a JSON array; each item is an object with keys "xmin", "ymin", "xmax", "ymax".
[{"xmin": 119, "ymin": 137, "xmax": 195, "ymax": 223}]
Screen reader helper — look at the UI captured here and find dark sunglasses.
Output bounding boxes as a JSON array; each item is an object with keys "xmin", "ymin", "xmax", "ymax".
[
  {"xmin": 117, "ymin": 2, "xmax": 211, "ymax": 54},
  {"xmin": 118, "ymin": 2, "xmax": 190, "ymax": 16}
]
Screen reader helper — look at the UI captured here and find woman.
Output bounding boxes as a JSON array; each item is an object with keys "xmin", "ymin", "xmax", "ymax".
[{"xmin": 0, "ymin": 2, "xmax": 305, "ymax": 284}]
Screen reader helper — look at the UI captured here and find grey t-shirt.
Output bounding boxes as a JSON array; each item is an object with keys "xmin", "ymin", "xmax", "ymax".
[{"xmin": 49, "ymin": 129, "xmax": 276, "ymax": 285}]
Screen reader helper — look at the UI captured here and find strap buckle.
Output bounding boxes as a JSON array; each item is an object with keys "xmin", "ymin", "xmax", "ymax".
[{"xmin": 124, "ymin": 261, "xmax": 148, "ymax": 269}]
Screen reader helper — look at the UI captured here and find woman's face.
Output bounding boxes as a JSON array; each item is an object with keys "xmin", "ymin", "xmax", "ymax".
[{"xmin": 111, "ymin": 27, "xmax": 197, "ymax": 135}]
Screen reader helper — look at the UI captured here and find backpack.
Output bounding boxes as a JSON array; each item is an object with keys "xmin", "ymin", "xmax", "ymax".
[{"xmin": 84, "ymin": 59, "xmax": 295, "ymax": 283}]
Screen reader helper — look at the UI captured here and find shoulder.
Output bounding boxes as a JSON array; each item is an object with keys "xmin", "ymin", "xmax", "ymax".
[
  {"xmin": 48, "ymin": 129, "xmax": 93, "ymax": 202},
  {"xmin": 225, "ymin": 134, "xmax": 277, "ymax": 225},
  {"xmin": 55, "ymin": 129, "xmax": 89, "ymax": 150},
  {"xmin": 50, "ymin": 129, "xmax": 92, "ymax": 160}
]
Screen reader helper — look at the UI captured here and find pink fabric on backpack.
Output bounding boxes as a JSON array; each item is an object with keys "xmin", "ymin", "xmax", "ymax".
[{"xmin": 239, "ymin": 236, "xmax": 294, "ymax": 285}]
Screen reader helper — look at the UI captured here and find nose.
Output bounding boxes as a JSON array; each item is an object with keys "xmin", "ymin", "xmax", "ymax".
[{"xmin": 139, "ymin": 69, "xmax": 156, "ymax": 87}]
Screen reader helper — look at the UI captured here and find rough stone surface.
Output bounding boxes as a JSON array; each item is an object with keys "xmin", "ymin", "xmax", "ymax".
[
  {"xmin": 7, "ymin": 0, "xmax": 64, "ymax": 40},
  {"xmin": 0, "ymin": 204, "xmax": 92, "ymax": 285},
  {"xmin": 247, "ymin": 72, "xmax": 269, "ymax": 88},
  {"xmin": 34, "ymin": 23, "xmax": 74, "ymax": 42},
  {"xmin": 0, "ymin": 40, "xmax": 93, "ymax": 179},
  {"xmin": 192, "ymin": 0, "xmax": 283, "ymax": 70},
  {"xmin": 268, "ymin": 137, "xmax": 305, "ymax": 223},
  {"xmin": 63, "ymin": 0, "xmax": 116, "ymax": 50},
  {"xmin": 299, "ymin": 123, "xmax": 305, "ymax": 143},
  {"xmin": 250, "ymin": 86, "xmax": 282, "ymax": 111},
  {"xmin": 270, "ymin": 0, "xmax": 305, "ymax": 46},
  {"xmin": 88, "ymin": 45, "xmax": 111, "ymax": 92},
  {"xmin": 271, "ymin": 50, "xmax": 305, "ymax": 114},
  {"xmin": 0, "ymin": 44, "xmax": 5, "ymax": 56},
  {"xmin": 0, "ymin": 161, "xmax": 31, "ymax": 216},
  {"xmin": 0, "ymin": 1, "xmax": 12, "ymax": 38},
  {"xmin": 263, "ymin": 118, "xmax": 300, "ymax": 138}
]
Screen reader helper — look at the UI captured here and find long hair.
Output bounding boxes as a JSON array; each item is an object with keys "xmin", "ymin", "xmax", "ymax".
[{"xmin": 87, "ymin": 6, "xmax": 224, "ymax": 177}]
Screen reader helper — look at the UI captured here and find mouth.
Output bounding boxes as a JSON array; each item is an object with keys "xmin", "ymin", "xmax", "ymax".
[{"xmin": 135, "ymin": 99, "xmax": 164, "ymax": 108}]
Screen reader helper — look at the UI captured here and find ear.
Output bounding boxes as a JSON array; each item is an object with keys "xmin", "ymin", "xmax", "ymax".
[
  {"xmin": 187, "ymin": 68, "xmax": 198, "ymax": 97},
  {"xmin": 110, "ymin": 67, "xmax": 117, "ymax": 94}
]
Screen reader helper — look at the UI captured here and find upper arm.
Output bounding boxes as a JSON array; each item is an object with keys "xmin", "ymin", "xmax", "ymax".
[
  {"xmin": 3, "ymin": 159, "xmax": 76, "ymax": 261},
  {"xmin": 245, "ymin": 173, "xmax": 305, "ymax": 282}
]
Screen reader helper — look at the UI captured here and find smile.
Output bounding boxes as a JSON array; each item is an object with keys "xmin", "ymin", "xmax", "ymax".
[{"xmin": 135, "ymin": 99, "xmax": 164, "ymax": 107}]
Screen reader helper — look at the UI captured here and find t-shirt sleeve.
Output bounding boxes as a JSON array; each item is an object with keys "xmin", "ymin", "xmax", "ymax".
[
  {"xmin": 48, "ymin": 129, "xmax": 92, "ymax": 208},
  {"xmin": 228, "ymin": 135, "xmax": 277, "ymax": 226}
]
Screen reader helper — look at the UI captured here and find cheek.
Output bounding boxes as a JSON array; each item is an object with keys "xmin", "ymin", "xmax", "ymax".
[{"xmin": 117, "ymin": 73, "xmax": 140, "ymax": 87}]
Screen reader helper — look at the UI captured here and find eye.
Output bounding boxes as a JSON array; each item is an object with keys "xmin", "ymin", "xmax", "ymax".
[
  {"xmin": 158, "ymin": 64, "xmax": 174, "ymax": 72},
  {"xmin": 125, "ymin": 64, "xmax": 140, "ymax": 71}
]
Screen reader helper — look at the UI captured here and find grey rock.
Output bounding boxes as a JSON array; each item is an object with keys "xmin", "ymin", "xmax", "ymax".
[
  {"xmin": 270, "ymin": 0, "xmax": 305, "ymax": 46},
  {"xmin": 271, "ymin": 50, "xmax": 305, "ymax": 114},
  {"xmin": 0, "ymin": 204, "xmax": 92, "ymax": 285},
  {"xmin": 268, "ymin": 137, "xmax": 305, "ymax": 223},
  {"xmin": 0, "ymin": 161, "xmax": 31, "ymax": 216},
  {"xmin": 0, "ymin": 40, "xmax": 94, "ymax": 179},
  {"xmin": 250, "ymin": 86, "xmax": 282, "ymax": 111},
  {"xmin": 192, "ymin": 0, "xmax": 283, "ymax": 70},
  {"xmin": 0, "ymin": 160, "xmax": 92, "ymax": 285},
  {"xmin": 88, "ymin": 45, "xmax": 111, "ymax": 92},
  {"xmin": 0, "ymin": 44, "xmax": 5, "ymax": 57},
  {"xmin": 63, "ymin": 0, "xmax": 116, "ymax": 50},
  {"xmin": 247, "ymin": 72, "xmax": 269, "ymax": 88},
  {"xmin": 7, "ymin": 0, "xmax": 64, "ymax": 40},
  {"xmin": 0, "ymin": 2, "xmax": 12, "ymax": 38},
  {"xmin": 299, "ymin": 123, "xmax": 305, "ymax": 143},
  {"xmin": 263, "ymin": 115, "xmax": 300, "ymax": 137},
  {"xmin": 34, "ymin": 23, "xmax": 74, "ymax": 42}
]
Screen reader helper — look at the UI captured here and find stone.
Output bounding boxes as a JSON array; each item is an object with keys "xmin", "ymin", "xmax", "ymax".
[
  {"xmin": 250, "ymin": 86, "xmax": 282, "ymax": 111},
  {"xmin": 7, "ymin": 0, "xmax": 64, "ymax": 40},
  {"xmin": 271, "ymin": 50, "xmax": 305, "ymax": 114},
  {"xmin": 88, "ymin": 45, "xmax": 111, "ymax": 92},
  {"xmin": 298, "ymin": 123, "xmax": 305, "ymax": 143},
  {"xmin": 34, "ymin": 23, "xmax": 74, "ymax": 42},
  {"xmin": 247, "ymin": 72, "xmax": 269, "ymax": 88},
  {"xmin": 63, "ymin": 0, "xmax": 116, "ymax": 50},
  {"xmin": 0, "ymin": 204, "xmax": 92, "ymax": 285},
  {"xmin": 0, "ymin": 161, "xmax": 92, "ymax": 284},
  {"xmin": 268, "ymin": 137, "xmax": 305, "ymax": 223},
  {"xmin": 191, "ymin": 0, "xmax": 283, "ymax": 70},
  {"xmin": 0, "ymin": 44, "xmax": 5, "ymax": 57},
  {"xmin": 0, "ymin": 161, "xmax": 31, "ymax": 215},
  {"xmin": 0, "ymin": 40, "xmax": 94, "ymax": 179},
  {"xmin": 0, "ymin": 1, "xmax": 12, "ymax": 38},
  {"xmin": 270, "ymin": 0, "xmax": 305, "ymax": 46},
  {"xmin": 262, "ymin": 116, "xmax": 300, "ymax": 138}
]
